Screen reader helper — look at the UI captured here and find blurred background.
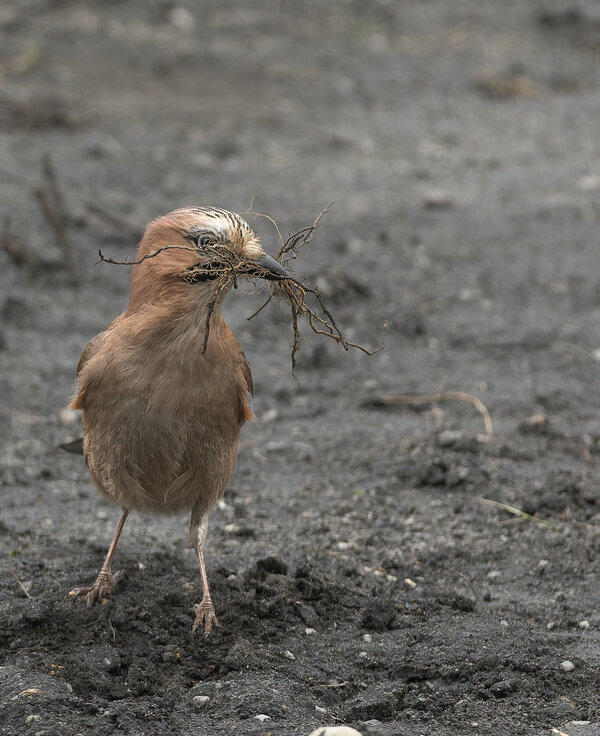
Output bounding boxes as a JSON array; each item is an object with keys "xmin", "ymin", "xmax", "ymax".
[{"xmin": 1, "ymin": 2, "xmax": 600, "ymax": 735}]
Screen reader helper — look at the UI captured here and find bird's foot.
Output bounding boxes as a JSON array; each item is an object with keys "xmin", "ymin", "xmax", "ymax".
[
  {"xmin": 192, "ymin": 596, "xmax": 220, "ymax": 636},
  {"xmin": 68, "ymin": 569, "xmax": 124, "ymax": 608}
]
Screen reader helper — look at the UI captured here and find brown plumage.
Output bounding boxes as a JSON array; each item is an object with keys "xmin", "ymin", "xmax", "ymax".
[{"xmin": 67, "ymin": 207, "xmax": 287, "ymax": 634}]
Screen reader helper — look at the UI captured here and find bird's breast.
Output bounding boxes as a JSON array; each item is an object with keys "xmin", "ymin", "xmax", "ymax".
[{"xmin": 80, "ymin": 315, "xmax": 250, "ymax": 514}]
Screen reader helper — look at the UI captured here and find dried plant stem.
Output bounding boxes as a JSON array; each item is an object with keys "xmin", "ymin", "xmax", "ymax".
[
  {"xmin": 97, "ymin": 243, "xmax": 200, "ymax": 266},
  {"xmin": 33, "ymin": 154, "xmax": 77, "ymax": 280},
  {"xmin": 10, "ymin": 567, "xmax": 31, "ymax": 598},
  {"xmin": 479, "ymin": 497, "xmax": 562, "ymax": 531},
  {"xmin": 202, "ymin": 279, "xmax": 229, "ymax": 354},
  {"xmin": 2, "ymin": 216, "xmax": 42, "ymax": 269},
  {"xmin": 246, "ymin": 295, "xmax": 272, "ymax": 321},
  {"xmin": 277, "ymin": 203, "xmax": 334, "ymax": 262},
  {"xmin": 377, "ymin": 391, "xmax": 493, "ymax": 438}
]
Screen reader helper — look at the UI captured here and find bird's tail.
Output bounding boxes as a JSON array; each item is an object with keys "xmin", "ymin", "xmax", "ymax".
[{"xmin": 59, "ymin": 437, "xmax": 84, "ymax": 454}]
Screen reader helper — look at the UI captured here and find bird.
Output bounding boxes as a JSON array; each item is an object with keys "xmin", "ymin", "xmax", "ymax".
[{"xmin": 65, "ymin": 206, "xmax": 288, "ymax": 634}]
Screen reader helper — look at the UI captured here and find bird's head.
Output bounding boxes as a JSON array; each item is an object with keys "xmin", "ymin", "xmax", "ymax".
[{"xmin": 129, "ymin": 206, "xmax": 287, "ymax": 311}]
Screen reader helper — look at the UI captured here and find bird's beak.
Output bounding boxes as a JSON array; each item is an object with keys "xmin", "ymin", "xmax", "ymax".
[{"xmin": 251, "ymin": 254, "xmax": 289, "ymax": 281}]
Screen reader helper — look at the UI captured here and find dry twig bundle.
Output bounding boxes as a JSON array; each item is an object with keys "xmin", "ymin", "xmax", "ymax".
[{"xmin": 98, "ymin": 205, "xmax": 385, "ymax": 370}]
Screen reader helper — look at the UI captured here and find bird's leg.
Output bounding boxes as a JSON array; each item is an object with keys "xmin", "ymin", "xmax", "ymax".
[
  {"xmin": 191, "ymin": 513, "xmax": 220, "ymax": 635},
  {"xmin": 69, "ymin": 508, "xmax": 129, "ymax": 608}
]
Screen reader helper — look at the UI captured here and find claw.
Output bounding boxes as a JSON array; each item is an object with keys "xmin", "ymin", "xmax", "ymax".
[
  {"xmin": 192, "ymin": 598, "xmax": 220, "ymax": 636},
  {"xmin": 69, "ymin": 569, "xmax": 124, "ymax": 607}
]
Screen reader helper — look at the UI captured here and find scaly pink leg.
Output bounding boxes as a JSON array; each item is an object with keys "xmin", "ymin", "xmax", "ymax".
[
  {"xmin": 192, "ymin": 514, "xmax": 220, "ymax": 635},
  {"xmin": 69, "ymin": 509, "xmax": 129, "ymax": 607}
]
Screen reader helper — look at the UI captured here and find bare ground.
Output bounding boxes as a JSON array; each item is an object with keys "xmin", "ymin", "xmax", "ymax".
[{"xmin": 1, "ymin": 2, "xmax": 600, "ymax": 735}]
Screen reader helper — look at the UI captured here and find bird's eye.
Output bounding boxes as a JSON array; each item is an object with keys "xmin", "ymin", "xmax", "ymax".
[{"xmin": 197, "ymin": 235, "xmax": 213, "ymax": 248}]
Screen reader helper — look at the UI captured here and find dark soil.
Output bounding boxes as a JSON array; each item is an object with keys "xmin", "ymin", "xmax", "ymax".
[{"xmin": 1, "ymin": 2, "xmax": 600, "ymax": 735}]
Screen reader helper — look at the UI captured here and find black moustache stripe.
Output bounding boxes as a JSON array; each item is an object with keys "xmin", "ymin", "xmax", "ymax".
[{"xmin": 181, "ymin": 262, "xmax": 223, "ymax": 284}]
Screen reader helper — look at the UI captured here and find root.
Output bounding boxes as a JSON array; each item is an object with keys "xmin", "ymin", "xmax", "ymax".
[
  {"xmin": 375, "ymin": 391, "xmax": 493, "ymax": 438},
  {"xmin": 98, "ymin": 204, "xmax": 385, "ymax": 370}
]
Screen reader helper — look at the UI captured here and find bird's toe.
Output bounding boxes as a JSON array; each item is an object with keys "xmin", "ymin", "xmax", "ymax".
[
  {"xmin": 192, "ymin": 600, "xmax": 220, "ymax": 636},
  {"xmin": 68, "ymin": 570, "xmax": 124, "ymax": 607}
]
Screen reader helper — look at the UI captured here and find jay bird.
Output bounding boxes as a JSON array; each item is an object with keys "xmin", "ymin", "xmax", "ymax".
[{"xmin": 66, "ymin": 206, "xmax": 288, "ymax": 634}]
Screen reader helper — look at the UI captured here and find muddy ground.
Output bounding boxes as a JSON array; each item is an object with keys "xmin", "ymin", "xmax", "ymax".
[{"xmin": 1, "ymin": 1, "xmax": 600, "ymax": 735}]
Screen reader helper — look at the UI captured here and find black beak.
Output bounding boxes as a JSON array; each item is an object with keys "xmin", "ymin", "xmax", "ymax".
[{"xmin": 252, "ymin": 254, "xmax": 289, "ymax": 280}]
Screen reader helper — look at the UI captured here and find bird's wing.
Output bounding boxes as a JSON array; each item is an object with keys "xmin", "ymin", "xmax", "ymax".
[
  {"xmin": 240, "ymin": 349, "xmax": 253, "ymax": 397},
  {"xmin": 75, "ymin": 331, "xmax": 107, "ymax": 377},
  {"xmin": 70, "ymin": 316, "xmax": 124, "ymax": 410},
  {"xmin": 75, "ymin": 312, "xmax": 125, "ymax": 377},
  {"xmin": 68, "ymin": 331, "xmax": 108, "ymax": 410}
]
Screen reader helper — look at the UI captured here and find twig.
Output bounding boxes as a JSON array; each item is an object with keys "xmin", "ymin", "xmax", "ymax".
[
  {"xmin": 273, "ymin": 275, "xmax": 386, "ymax": 368},
  {"xmin": 246, "ymin": 294, "xmax": 272, "ymax": 321},
  {"xmin": 241, "ymin": 207, "xmax": 284, "ymax": 253},
  {"xmin": 2, "ymin": 216, "xmax": 42, "ymax": 269},
  {"xmin": 479, "ymin": 498, "xmax": 562, "ymax": 531},
  {"xmin": 376, "ymin": 391, "xmax": 493, "ymax": 438},
  {"xmin": 97, "ymin": 243, "xmax": 200, "ymax": 266},
  {"xmin": 277, "ymin": 202, "xmax": 334, "ymax": 262},
  {"xmin": 33, "ymin": 154, "xmax": 77, "ymax": 279},
  {"xmin": 202, "ymin": 280, "xmax": 228, "ymax": 354},
  {"xmin": 315, "ymin": 681, "xmax": 350, "ymax": 689},
  {"xmin": 10, "ymin": 567, "xmax": 31, "ymax": 598}
]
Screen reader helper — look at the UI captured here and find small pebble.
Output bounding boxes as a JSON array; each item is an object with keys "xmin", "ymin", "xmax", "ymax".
[
  {"xmin": 315, "ymin": 705, "xmax": 327, "ymax": 714},
  {"xmin": 500, "ymin": 619, "xmax": 508, "ymax": 627},
  {"xmin": 561, "ymin": 660, "xmax": 575, "ymax": 672},
  {"xmin": 578, "ymin": 620, "xmax": 590, "ymax": 629},
  {"xmin": 358, "ymin": 651, "xmax": 368, "ymax": 658},
  {"xmin": 25, "ymin": 715, "xmax": 41, "ymax": 724},
  {"xmin": 308, "ymin": 728, "xmax": 364, "ymax": 736},
  {"xmin": 193, "ymin": 695, "xmax": 210, "ymax": 709},
  {"xmin": 254, "ymin": 714, "xmax": 270, "ymax": 722},
  {"xmin": 404, "ymin": 578, "xmax": 417, "ymax": 588},
  {"xmin": 362, "ymin": 633, "xmax": 372, "ymax": 643},
  {"xmin": 305, "ymin": 627, "xmax": 317, "ymax": 635},
  {"xmin": 487, "ymin": 570, "xmax": 501, "ymax": 580},
  {"xmin": 547, "ymin": 622, "xmax": 556, "ymax": 630},
  {"xmin": 423, "ymin": 189, "xmax": 453, "ymax": 208},
  {"xmin": 283, "ymin": 650, "xmax": 296, "ymax": 660}
]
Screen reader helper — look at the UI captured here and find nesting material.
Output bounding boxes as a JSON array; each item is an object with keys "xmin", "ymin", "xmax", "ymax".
[{"xmin": 98, "ymin": 205, "xmax": 385, "ymax": 372}]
